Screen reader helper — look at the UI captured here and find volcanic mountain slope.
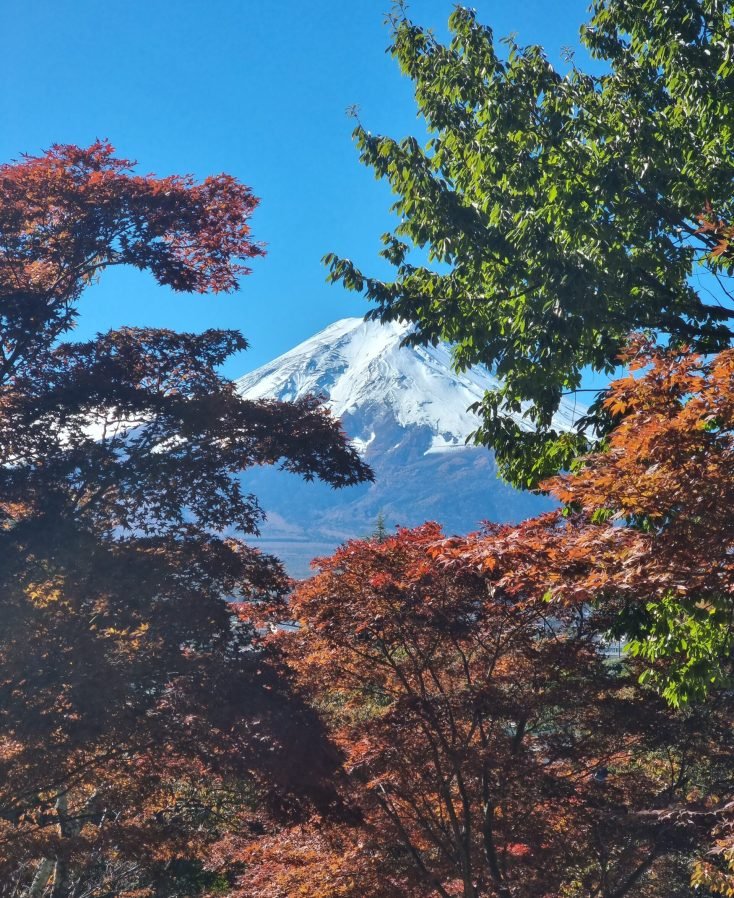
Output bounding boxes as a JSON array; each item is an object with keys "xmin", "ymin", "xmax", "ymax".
[{"xmin": 236, "ymin": 318, "xmax": 580, "ymax": 576}]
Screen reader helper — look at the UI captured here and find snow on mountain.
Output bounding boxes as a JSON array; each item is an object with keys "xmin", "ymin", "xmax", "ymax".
[
  {"xmin": 235, "ymin": 317, "xmax": 576, "ymax": 577},
  {"xmin": 237, "ymin": 317, "xmax": 578, "ymax": 449}
]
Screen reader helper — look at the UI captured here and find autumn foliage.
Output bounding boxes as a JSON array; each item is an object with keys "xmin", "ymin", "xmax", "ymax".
[
  {"xmin": 444, "ymin": 338, "xmax": 734, "ymax": 706},
  {"xmin": 223, "ymin": 521, "xmax": 731, "ymax": 898},
  {"xmin": 0, "ymin": 145, "xmax": 371, "ymax": 897},
  {"xmin": 225, "ymin": 338, "xmax": 734, "ymax": 898},
  {"xmin": 2, "ymin": 121, "xmax": 734, "ymax": 898},
  {"xmin": 0, "ymin": 141, "xmax": 263, "ymax": 388}
]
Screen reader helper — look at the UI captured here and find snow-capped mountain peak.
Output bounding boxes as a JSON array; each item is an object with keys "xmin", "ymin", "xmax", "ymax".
[{"xmin": 236, "ymin": 317, "xmax": 578, "ymax": 456}]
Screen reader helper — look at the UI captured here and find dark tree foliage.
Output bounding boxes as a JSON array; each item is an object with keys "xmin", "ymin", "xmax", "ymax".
[
  {"xmin": 0, "ymin": 145, "xmax": 371, "ymax": 897},
  {"xmin": 326, "ymin": 0, "xmax": 734, "ymax": 486}
]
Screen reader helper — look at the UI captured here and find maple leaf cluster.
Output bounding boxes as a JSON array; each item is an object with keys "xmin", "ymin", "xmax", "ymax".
[
  {"xmin": 446, "ymin": 338, "xmax": 734, "ymax": 706},
  {"xmin": 0, "ymin": 144, "xmax": 371, "ymax": 897},
  {"xmin": 0, "ymin": 141, "xmax": 264, "ymax": 389}
]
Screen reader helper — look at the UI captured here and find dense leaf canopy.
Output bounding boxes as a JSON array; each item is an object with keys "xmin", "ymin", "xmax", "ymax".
[
  {"xmin": 0, "ymin": 140, "xmax": 263, "ymax": 384},
  {"xmin": 233, "ymin": 525, "xmax": 733, "ymax": 898},
  {"xmin": 437, "ymin": 339, "xmax": 734, "ymax": 706},
  {"xmin": 0, "ymin": 145, "xmax": 371, "ymax": 897},
  {"xmin": 326, "ymin": 0, "xmax": 734, "ymax": 485}
]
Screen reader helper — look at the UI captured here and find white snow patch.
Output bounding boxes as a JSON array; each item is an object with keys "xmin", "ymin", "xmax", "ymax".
[
  {"xmin": 350, "ymin": 431, "xmax": 376, "ymax": 456},
  {"xmin": 236, "ymin": 317, "xmax": 582, "ymax": 443}
]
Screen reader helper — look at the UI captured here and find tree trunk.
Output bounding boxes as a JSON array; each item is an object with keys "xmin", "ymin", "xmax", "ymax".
[
  {"xmin": 482, "ymin": 803, "xmax": 512, "ymax": 898},
  {"xmin": 49, "ymin": 792, "xmax": 71, "ymax": 898},
  {"xmin": 28, "ymin": 858, "xmax": 55, "ymax": 898},
  {"xmin": 49, "ymin": 859, "xmax": 69, "ymax": 898}
]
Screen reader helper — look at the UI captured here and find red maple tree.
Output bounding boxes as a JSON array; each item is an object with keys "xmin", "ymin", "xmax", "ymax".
[
  {"xmin": 229, "ymin": 524, "xmax": 728, "ymax": 898},
  {"xmin": 232, "ymin": 339, "xmax": 734, "ymax": 897},
  {"xmin": 0, "ymin": 144, "xmax": 371, "ymax": 897}
]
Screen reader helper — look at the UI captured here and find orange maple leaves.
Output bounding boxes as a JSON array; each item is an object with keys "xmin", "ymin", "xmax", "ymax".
[
  {"xmin": 234, "ymin": 339, "xmax": 734, "ymax": 897},
  {"xmin": 0, "ymin": 140, "xmax": 263, "ymax": 297},
  {"xmin": 444, "ymin": 340, "xmax": 734, "ymax": 653}
]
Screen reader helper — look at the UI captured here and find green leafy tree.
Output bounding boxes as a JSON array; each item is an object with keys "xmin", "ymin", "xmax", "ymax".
[
  {"xmin": 371, "ymin": 511, "xmax": 388, "ymax": 541},
  {"xmin": 326, "ymin": 0, "xmax": 734, "ymax": 486}
]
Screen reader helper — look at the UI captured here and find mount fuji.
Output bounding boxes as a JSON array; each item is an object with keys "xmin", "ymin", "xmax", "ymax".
[{"xmin": 236, "ymin": 317, "xmax": 578, "ymax": 576}]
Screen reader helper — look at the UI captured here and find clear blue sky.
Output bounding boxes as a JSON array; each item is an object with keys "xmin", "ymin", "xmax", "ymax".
[{"xmin": 2, "ymin": 0, "xmax": 594, "ymax": 378}]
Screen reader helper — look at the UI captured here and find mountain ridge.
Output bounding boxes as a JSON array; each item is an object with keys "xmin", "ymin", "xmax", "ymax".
[{"xmin": 236, "ymin": 317, "xmax": 568, "ymax": 576}]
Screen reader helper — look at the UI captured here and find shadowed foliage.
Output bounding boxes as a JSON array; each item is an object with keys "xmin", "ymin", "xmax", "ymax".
[{"xmin": 0, "ymin": 145, "xmax": 371, "ymax": 897}]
